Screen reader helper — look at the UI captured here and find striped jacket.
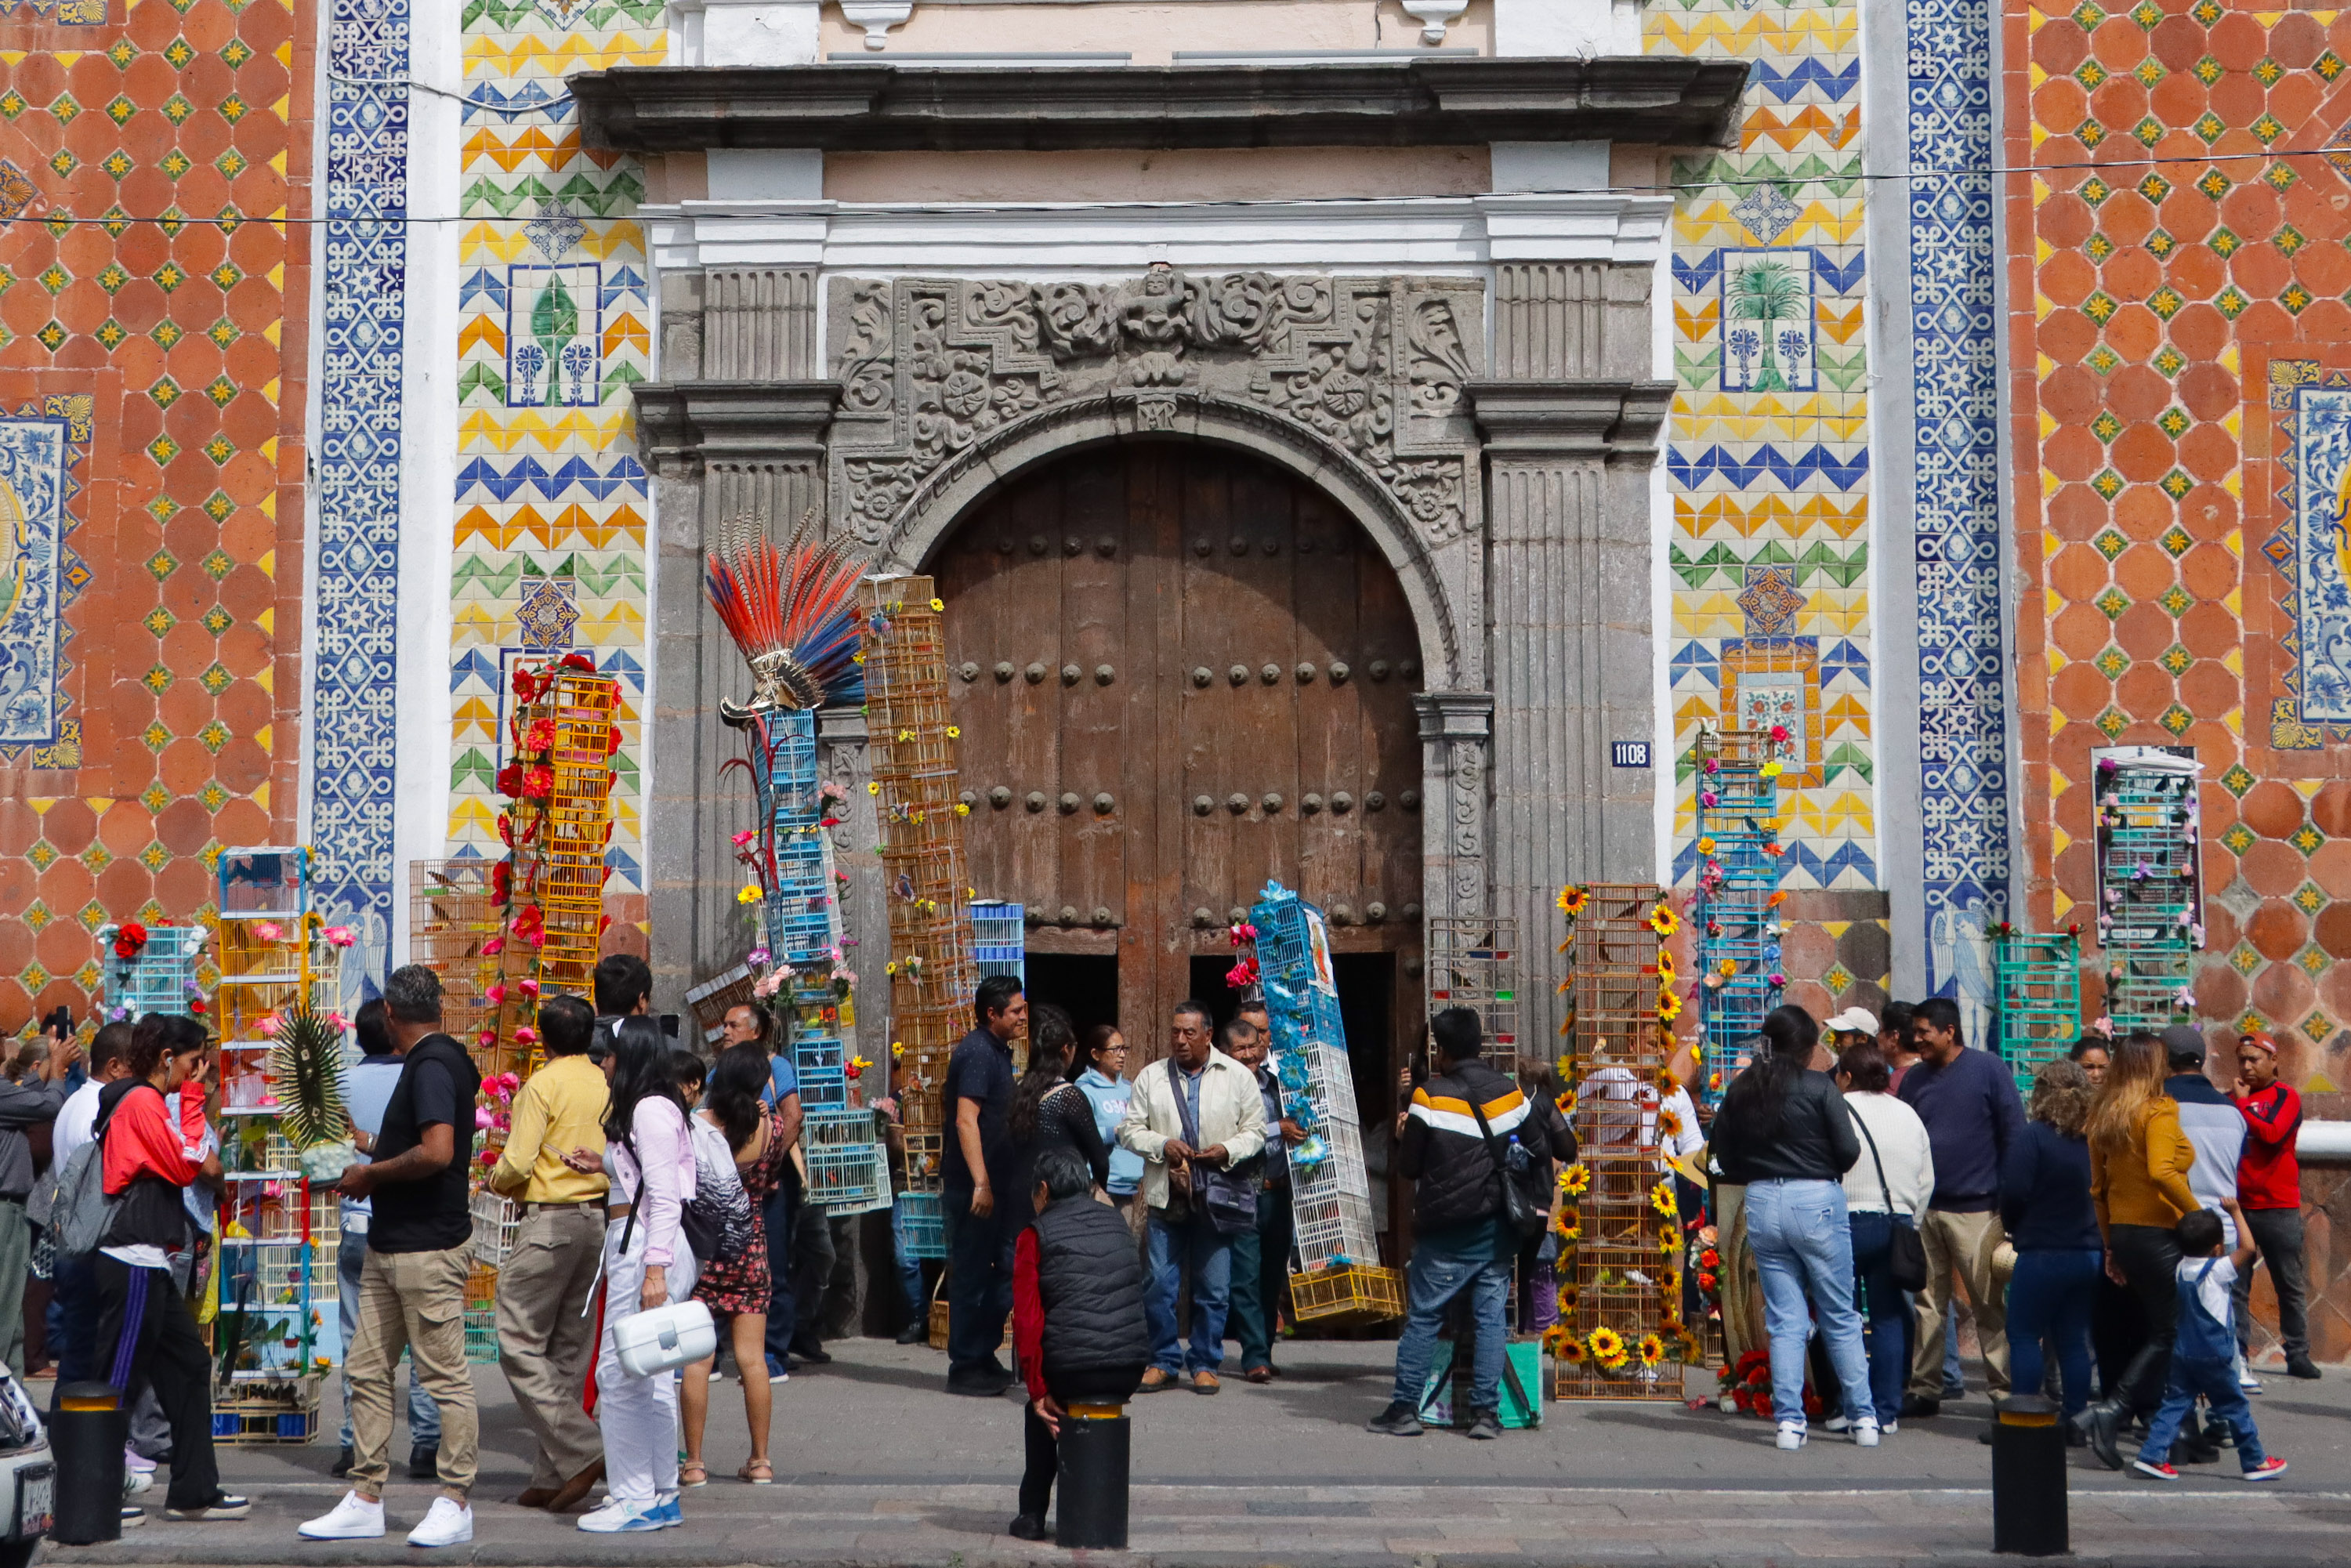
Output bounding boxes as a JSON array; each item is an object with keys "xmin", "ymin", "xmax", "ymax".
[{"xmin": 1400, "ymin": 1061, "xmax": 1576, "ymax": 1235}]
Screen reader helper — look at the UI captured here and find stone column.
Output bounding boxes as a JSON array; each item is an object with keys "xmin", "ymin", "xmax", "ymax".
[
  {"xmin": 1416, "ymin": 692, "xmax": 1495, "ymax": 928},
  {"xmin": 636, "ymin": 267, "xmax": 840, "ymax": 1008},
  {"xmin": 1470, "ymin": 255, "xmax": 1672, "ymax": 1051}
]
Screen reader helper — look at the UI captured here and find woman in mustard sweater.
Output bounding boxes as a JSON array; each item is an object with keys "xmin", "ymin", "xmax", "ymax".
[{"xmin": 2079, "ymin": 1031, "xmax": 2201, "ymax": 1469}]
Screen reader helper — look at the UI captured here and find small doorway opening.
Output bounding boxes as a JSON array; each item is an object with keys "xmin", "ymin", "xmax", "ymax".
[{"xmin": 1024, "ymin": 954, "xmax": 1121, "ymax": 1041}]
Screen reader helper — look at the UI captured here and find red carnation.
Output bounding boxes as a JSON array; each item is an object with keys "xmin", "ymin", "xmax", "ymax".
[
  {"xmin": 496, "ymin": 763, "xmax": 525, "ymax": 798},
  {"xmin": 522, "ymin": 765, "xmax": 554, "ymax": 801},
  {"xmin": 526, "ymin": 718, "xmax": 556, "ymax": 751},
  {"xmin": 559, "ymin": 652, "xmax": 596, "ymax": 672}
]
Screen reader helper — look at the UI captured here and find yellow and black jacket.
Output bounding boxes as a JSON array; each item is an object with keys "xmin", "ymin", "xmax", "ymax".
[{"xmin": 1400, "ymin": 1061, "xmax": 1576, "ymax": 1235}]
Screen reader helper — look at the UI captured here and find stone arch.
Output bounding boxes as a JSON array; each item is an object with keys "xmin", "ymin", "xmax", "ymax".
[{"xmin": 862, "ymin": 393, "xmax": 1475, "ymax": 692}]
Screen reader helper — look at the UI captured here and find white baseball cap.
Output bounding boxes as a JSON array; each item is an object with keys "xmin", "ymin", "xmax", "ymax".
[{"xmin": 1824, "ymin": 1006, "xmax": 1879, "ymax": 1036}]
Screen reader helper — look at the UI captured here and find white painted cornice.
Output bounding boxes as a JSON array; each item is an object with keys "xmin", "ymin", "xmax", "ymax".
[{"xmin": 643, "ymin": 192, "xmax": 1675, "ymax": 275}]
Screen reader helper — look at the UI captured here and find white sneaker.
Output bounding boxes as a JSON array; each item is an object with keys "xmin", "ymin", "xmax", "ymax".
[
  {"xmin": 1882, "ymin": 1420, "xmax": 1900, "ymax": 1434},
  {"xmin": 1852, "ymin": 1418, "xmax": 1882, "ymax": 1447},
  {"xmin": 578, "ymin": 1498, "xmax": 665, "ymax": 1534},
  {"xmin": 124, "ymin": 1446, "xmax": 157, "ymax": 1476},
  {"xmin": 406, "ymin": 1497, "xmax": 473, "ymax": 1548},
  {"xmin": 1775, "ymin": 1421, "xmax": 1807, "ymax": 1450},
  {"xmin": 1822, "ymin": 1414, "xmax": 1850, "ymax": 1432},
  {"xmin": 2240, "ymin": 1371, "xmax": 2264, "ymax": 1392},
  {"xmin": 122, "ymin": 1468, "xmax": 152, "ymax": 1497},
  {"xmin": 299, "ymin": 1490, "xmax": 386, "ymax": 1540}
]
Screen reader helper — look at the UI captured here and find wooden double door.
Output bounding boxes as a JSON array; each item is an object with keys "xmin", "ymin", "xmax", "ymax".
[{"xmin": 932, "ymin": 442, "xmax": 1425, "ymax": 1061}]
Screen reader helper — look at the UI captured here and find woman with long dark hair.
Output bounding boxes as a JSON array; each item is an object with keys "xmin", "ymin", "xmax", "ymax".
[
  {"xmin": 561, "ymin": 1016, "xmax": 697, "ymax": 1530},
  {"xmin": 1710, "ymin": 1005, "xmax": 1874, "ymax": 1450},
  {"xmin": 680, "ymin": 1043, "xmax": 792, "ymax": 1486},
  {"xmin": 2001, "ymin": 1058, "xmax": 2100, "ymax": 1423},
  {"xmin": 1003, "ymin": 1005, "xmax": 1109, "ymax": 1227},
  {"xmin": 2079, "ymin": 1031, "xmax": 2198, "ymax": 1468}
]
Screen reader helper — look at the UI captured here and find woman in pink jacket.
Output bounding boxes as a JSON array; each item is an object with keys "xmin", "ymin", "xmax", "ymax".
[{"xmin": 563, "ymin": 1016, "xmax": 697, "ymax": 1532}]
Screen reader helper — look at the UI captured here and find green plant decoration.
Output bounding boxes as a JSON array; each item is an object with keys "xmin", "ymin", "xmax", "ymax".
[{"xmin": 270, "ymin": 1005, "xmax": 357, "ymax": 1182}]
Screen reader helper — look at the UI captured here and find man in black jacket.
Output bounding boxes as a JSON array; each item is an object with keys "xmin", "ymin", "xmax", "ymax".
[
  {"xmin": 1008, "ymin": 1145, "xmax": 1148, "ymax": 1541},
  {"xmin": 1368, "ymin": 1008, "xmax": 1575, "ymax": 1439}
]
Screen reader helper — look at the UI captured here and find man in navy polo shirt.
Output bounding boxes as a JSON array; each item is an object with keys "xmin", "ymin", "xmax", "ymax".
[{"xmin": 942, "ymin": 975, "xmax": 1027, "ymax": 1396}]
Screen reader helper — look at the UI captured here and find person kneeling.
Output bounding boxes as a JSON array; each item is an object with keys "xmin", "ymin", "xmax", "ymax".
[{"xmin": 1009, "ymin": 1146, "xmax": 1149, "ymax": 1541}]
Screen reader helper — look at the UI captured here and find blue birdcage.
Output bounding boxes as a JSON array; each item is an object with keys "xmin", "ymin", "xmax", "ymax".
[{"xmin": 970, "ymin": 901, "xmax": 1024, "ymax": 983}]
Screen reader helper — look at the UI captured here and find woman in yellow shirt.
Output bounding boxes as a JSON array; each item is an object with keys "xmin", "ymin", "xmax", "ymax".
[{"xmin": 2079, "ymin": 1031, "xmax": 2198, "ymax": 1469}]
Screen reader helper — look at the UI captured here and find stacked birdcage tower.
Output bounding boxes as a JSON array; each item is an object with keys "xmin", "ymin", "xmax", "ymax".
[
  {"xmin": 2095, "ymin": 758, "xmax": 2202, "ymax": 1031},
  {"xmin": 753, "ymin": 706, "xmax": 889, "ymax": 1215},
  {"xmin": 536, "ymin": 664, "xmax": 621, "ymax": 996},
  {"xmin": 1552, "ymin": 882, "xmax": 1689, "ymax": 1400},
  {"xmin": 408, "ymin": 860, "xmax": 499, "ymax": 1047},
  {"xmin": 1425, "ymin": 916, "xmax": 1520, "ymax": 1080},
  {"xmin": 212, "ymin": 846, "xmax": 337, "ymax": 1442},
  {"xmin": 1995, "ymin": 932, "xmax": 2083, "ymax": 1094},
  {"xmin": 860, "ymin": 577, "xmax": 979, "ymax": 1257},
  {"xmin": 1251, "ymin": 882, "xmax": 1401, "ymax": 1326},
  {"xmin": 1690, "ymin": 730, "xmax": 1786, "ymax": 1107}
]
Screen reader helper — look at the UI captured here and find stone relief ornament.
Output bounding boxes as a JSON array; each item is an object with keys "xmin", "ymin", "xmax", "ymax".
[{"xmin": 828, "ymin": 269, "xmax": 1481, "ymax": 554}]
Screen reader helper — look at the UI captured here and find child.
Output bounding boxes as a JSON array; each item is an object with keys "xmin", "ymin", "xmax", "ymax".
[
  {"xmin": 1008, "ymin": 1145, "xmax": 1149, "ymax": 1541},
  {"xmin": 2132, "ymin": 1200, "xmax": 2289, "ymax": 1483}
]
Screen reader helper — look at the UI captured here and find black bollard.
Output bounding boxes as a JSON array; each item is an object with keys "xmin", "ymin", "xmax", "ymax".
[
  {"xmin": 50, "ymin": 1382, "xmax": 126, "ymax": 1545},
  {"xmin": 1055, "ymin": 1403, "xmax": 1130, "ymax": 1549},
  {"xmin": 1991, "ymin": 1394, "xmax": 2068, "ymax": 1557}
]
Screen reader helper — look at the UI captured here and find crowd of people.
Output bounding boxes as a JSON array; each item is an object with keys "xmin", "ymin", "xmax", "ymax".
[
  {"xmin": 1705, "ymin": 998, "xmax": 2308, "ymax": 1481},
  {"xmin": 0, "ymin": 951, "xmax": 2327, "ymax": 1544}
]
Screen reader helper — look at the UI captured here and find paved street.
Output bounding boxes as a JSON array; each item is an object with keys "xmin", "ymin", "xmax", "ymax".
[{"xmin": 34, "ymin": 1340, "xmax": 2351, "ymax": 1565}]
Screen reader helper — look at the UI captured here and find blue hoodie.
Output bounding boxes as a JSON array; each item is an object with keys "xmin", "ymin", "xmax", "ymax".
[{"xmin": 1075, "ymin": 1068, "xmax": 1143, "ymax": 1196}]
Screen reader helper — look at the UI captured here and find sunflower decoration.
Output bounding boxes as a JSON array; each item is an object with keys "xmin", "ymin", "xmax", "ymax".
[
  {"xmin": 1588, "ymin": 1327, "xmax": 1628, "ymax": 1371},
  {"xmin": 1555, "ymin": 1282, "xmax": 1579, "ymax": 1320},
  {"xmin": 1650, "ymin": 1179, "xmax": 1679, "ymax": 1221},
  {"xmin": 1541, "ymin": 1324, "xmax": 1576, "ymax": 1358},
  {"xmin": 1654, "ymin": 1065, "xmax": 1682, "ymax": 1095},
  {"xmin": 1637, "ymin": 1333, "xmax": 1667, "ymax": 1370},
  {"xmin": 1553, "ymin": 1211, "xmax": 1582, "ymax": 1246},
  {"xmin": 1660, "ymin": 1229, "xmax": 1680, "ymax": 1256},
  {"xmin": 1677, "ymin": 1329, "xmax": 1706, "ymax": 1363},
  {"xmin": 1657, "ymin": 1103, "xmax": 1684, "ymax": 1139},
  {"xmin": 1656, "ymin": 988, "xmax": 1683, "ymax": 1023},
  {"xmin": 1556, "ymin": 883, "xmax": 1589, "ymax": 918},
  {"xmin": 1555, "ymin": 1332, "xmax": 1590, "ymax": 1367},
  {"xmin": 1656, "ymin": 948, "xmax": 1677, "ymax": 986},
  {"xmin": 1647, "ymin": 902, "xmax": 1679, "ymax": 938},
  {"xmin": 1555, "ymin": 1088, "xmax": 1579, "ymax": 1120},
  {"xmin": 1558, "ymin": 1162, "xmax": 1592, "ymax": 1198}
]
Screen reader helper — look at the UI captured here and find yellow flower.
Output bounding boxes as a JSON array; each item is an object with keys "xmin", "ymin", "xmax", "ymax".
[
  {"xmin": 1557, "ymin": 1163, "xmax": 1592, "ymax": 1198},
  {"xmin": 853, "ymin": 653, "xmax": 866, "ymax": 664},
  {"xmin": 1656, "ymin": 949, "xmax": 1677, "ymax": 984},
  {"xmin": 947, "ymin": 725, "xmax": 962, "ymax": 738},
  {"xmin": 1555, "ymin": 1088, "xmax": 1578, "ymax": 1119},
  {"xmin": 897, "ymin": 729, "xmax": 914, "ymax": 742},
  {"xmin": 1637, "ymin": 1333, "xmax": 1666, "ymax": 1369},
  {"xmin": 1541, "ymin": 1324, "xmax": 1575, "ymax": 1356},
  {"xmin": 955, "ymin": 802, "xmax": 971, "ymax": 817},
  {"xmin": 1761, "ymin": 759, "xmax": 1784, "ymax": 779},
  {"xmin": 1656, "ymin": 988, "xmax": 1682, "ymax": 1023},
  {"xmin": 736, "ymin": 883, "xmax": 762, "ymax": 905},
  {"xmin": 1588, "ymin": 1327, "xmax": 1627, "ymax": 1369},
  {"xmin": 1697, "ymin": 836, "xmax": 1716, "ymax": 856},
  {"xmin": 867, "ymin": 781, "xmax": 880, "ymax": 795},
  {"xmin": 1552, "ymin": 1211, "xmax": 1581, "ymax": 1245},
  {"xmin": 1647, "ymin": 903, "xmax": 1679, "ymax": 937},
  {"xmin": 929, "ymin": 597, "xmax": 944, "ymax": 611},
  {"xmin": 1556, "ymin": 884, "xmax": 1588, "ymax": 916},
  {"xmin": 1650, "ymin": 1180, "xmax": 1678, "ymax": 1219},
  {"xmin": 1556, "ymin": 1333, "xmax": 1588, "ymax": 1366},
  {"xmin": 891, "ymin": 1041, "xmax": 905, "ymax": 1058},
  {"xmin": 1555, "ymin": 1283, "xmax": 1579, "ymax": 1319}
]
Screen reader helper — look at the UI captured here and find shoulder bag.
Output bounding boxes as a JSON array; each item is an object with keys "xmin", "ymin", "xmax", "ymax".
[
  {"xmin": 1469, "ymin": 1093, "xmax": 1552, "ymax": 1243},
  {"xmin": 1172, "ymin": 1060, "xmax": 1257, "ymax": 1237},
  {"xmin": 1852, "ymin": 1103, "xmax": 1929, "ymax": 1292}
]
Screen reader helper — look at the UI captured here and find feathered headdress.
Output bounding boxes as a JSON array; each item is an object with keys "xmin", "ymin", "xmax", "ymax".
[{"xmin": 704, "ymin": 509, "xmax": 867, "ymax": 722}]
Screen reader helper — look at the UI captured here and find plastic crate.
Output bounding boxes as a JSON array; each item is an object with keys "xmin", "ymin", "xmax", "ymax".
[
  {"xmin": 970, "ymin": 901, "xmax": 1024, "ymax": 982},
  {"xmin": 217, "ymin": 847, "xmax": 307, "ymax": 918},
  {"xmin": 795, "ymin": 1063, "xmax": 847, "ymax": 1110},
  {"xmin": 805, "ymin": 1112, "xmax": 891, "ymax": 1211},
  {"xmin": 466, "ymin": 1300, "xmax": 500, "ymax": 1364},
  {"xmin": 1288, "ymin": 1262, "xmax": 1404, "ymax": 1327},
  {"xmin": 894, "ymin": 1191, "xmax": 946, "ymax": 1261},
  {"xmin": 471, "ymin": 1190, "xmax": 522, "ymax": 1268}
]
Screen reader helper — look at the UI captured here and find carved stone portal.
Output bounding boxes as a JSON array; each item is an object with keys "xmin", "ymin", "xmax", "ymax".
[{"xmin": 827, "ymin": 268, "xmax": 1487, "ymax": 558}]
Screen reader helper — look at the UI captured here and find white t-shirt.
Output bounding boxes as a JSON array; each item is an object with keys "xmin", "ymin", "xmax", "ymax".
[
  {"xmin": 53, "ymin": 1080, "xmax": 102, "ymax": 1168},
  {"xmin": 2179, "ymin": 1255, "xmax": 2238, "ymax": 1327}
]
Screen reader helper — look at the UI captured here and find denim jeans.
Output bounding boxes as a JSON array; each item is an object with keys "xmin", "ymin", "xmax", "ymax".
[
  {"xmin": 763, "ymin": 1180, "xmax": 797, "ymax": 1377},
  {"xmin": 336, "ymin": 1227, "xmax": 440, "ymax": 1449},
  {"xmin": 2141, "ymin": 1355, "xmax": 2266, "ymax": 1471},
  {"xmin": 1847, "ymin": 1210, "xmax": 1912, "ymax": 1426},
  {"xmin": 2005, "ymin": 1247, "xmax": 2100, "ymax": 1418},
  {"xmin": 1744, "ymin": 1178, "xmax": 1870, "ymax": 1428},
  {"xmin": 1387, "ymin": 1230, "xmax": 1509, "ymax": 1413},
  {"xmin": 889, "ymin": 1198, "xmax": 927, "ymax": 1322},
  {"xmin": 1145, "ymin": 1211, "xmax": 1232, "ymax": 1375}
]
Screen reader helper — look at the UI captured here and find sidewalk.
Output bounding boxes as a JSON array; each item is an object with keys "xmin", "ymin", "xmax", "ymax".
[{"xmin": 40, "ymin": 1340, "xmax": 2351, "ymax": 1565}]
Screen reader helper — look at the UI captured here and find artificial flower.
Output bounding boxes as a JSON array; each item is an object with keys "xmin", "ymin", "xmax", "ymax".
[
  {"xmin": 1638, "ymin": 1333, "xmax": 1667, "ymax": 1369},
  {"xmin": 946, "ymin": 726, "xmax": 962, "ymax": 739},
  {"xmin": 495, "ymin": 763, "xmax": 525, "ymax": 798},
  {"xmin": 322, "ymin": 925, "xmax": 356, "ymax": 947},
  {"xmin": 1541, "ymin": 1324, "xmax": 1575, "ymax": 1357},
  {"xmin": 255, "ymin": 922, "xmax": 281, "ymax": 942},
  {"xmin": 1650, "ymin": 1180, "xmax": 1678, "ymax": 1220},
  {"xmin": 522, "ymin": 764, "xmax": 554, "ymax": 800},
  {"xmin": 1588, "ymin": 1327, "xmax": 1628, "ymax": 1370},
  {"xmin": 1556, "ymin": 1283, "xmax": 1579, "ymax": 1318},
  {"xmin": 486, "ymin": 984, "xmax": 507, "ymax": 1005},
  {"xmin": 1558, "ymin": 1163, "xmax": 1592, "ymax": 1198},
  {"xmin": 867, "ymin": 781, "xmax": 880, "ymax": 795},
  {"xmin": 1697, "ymin": 836, "xmax": 1716, "ymax": 856},
  {"xmin": 1551, "ymin": 1211, "xmax": 1581, "ymax": 1245},
  {"xmin": 1555, "ymin": 1089, "xmax": 1578, "ymax": 1119},
  {"xmin": 526, "ymin": 717, "xmax": 556, "ymax": 751},
  {"xmin": 519, "ymin": 978, "xmax": 540, "ymax": 997},
  {"xmin": 929, "ymin": 597, "xmax": 944, "ymax": 611},
  {"xmin": 737, "ymin": 883, "xmax": 763, "ymax": 905},
  {"xmin": 1761, "ymin": 760, "xmax": 1784, "ymax": 779},
  {"xmin": 1647, "ymin": 904, "xmax": 1678, "ymax": 938},
  {"xmin": 1768, "ymin": 722, "xmax": 1789, "ymax": 744},
  {"xmin": 1556, "ymin": 884, "xmax": 1588, "ymax": 917},
  {"xmin": 1658, "ymin": 1105, "xmax": 1683, "ymax": 1138},
  {"xmin": 1656, "ymin": 988, "xmax": 1682, "ymax": 1023},
  {"xmin": 1656, "ymin": 948, "xmax": 1677, "ymax": 985},
  {"xmin": 732, "ymin": 829, "xmax": 757, "ymax": 847},
  {"xmin": 1555, "ymin": 1332, "xmax": 1588, "ymax": 1367},
  {"xmin": 516, "ymin": 1027, "xmax": 538, "ymax": 1045}
]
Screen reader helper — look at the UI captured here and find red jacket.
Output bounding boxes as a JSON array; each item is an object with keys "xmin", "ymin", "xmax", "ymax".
[
  {"xmin": 100, "ymin": 1081, "xmax": 205, "ymax": 1197},
  {"xmin": 1012, "ymin": 1226, "xmax": 1046, "ymax": 1403},
  {"xmin": 2233, "ymin": 1081, "xmax": 2302, "ymax": 1211}
]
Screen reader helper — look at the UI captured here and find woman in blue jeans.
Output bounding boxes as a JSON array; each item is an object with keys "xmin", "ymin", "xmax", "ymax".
[
  {"xmin": 1711, "ymin": 1005, "xmax": 1875, "ymax": 1450},
  {"xmin": 1999, "ymin": 1058, "xmax": 2100, "ymax": 1422},
  {"xmin": 1835, "ymin": 1044, "xmax": 1933, "ymax": 1432}
]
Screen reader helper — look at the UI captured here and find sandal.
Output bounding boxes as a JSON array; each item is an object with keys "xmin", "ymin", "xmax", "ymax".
[
  {"xmin": 738, "ymin": 1459, "xmax": 773, "ymax": 1486},
  {"xmin": 679, "ymin": 1462, "xmax": 708, "ymax": 1489}
]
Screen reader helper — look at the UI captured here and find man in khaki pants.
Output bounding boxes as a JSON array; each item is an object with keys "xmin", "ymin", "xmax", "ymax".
[
  {"xmin": 300, "ymin": 967, "xmax": 484, "ymax": 1549},
  {"xmin": 487, "ymin": 994, "xmax": 609, "ymax": 1511}
]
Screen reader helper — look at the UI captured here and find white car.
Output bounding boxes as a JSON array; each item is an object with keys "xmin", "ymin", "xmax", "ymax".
[{"xmin": 0, "ymin": 1371, "xmax": 53, "ymax": 1568}]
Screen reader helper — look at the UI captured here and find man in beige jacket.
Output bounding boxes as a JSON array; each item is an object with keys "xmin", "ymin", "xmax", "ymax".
[{"xmin": 1116, "ymin": 1001, "xmax": 1266, "ymax": 1394}]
